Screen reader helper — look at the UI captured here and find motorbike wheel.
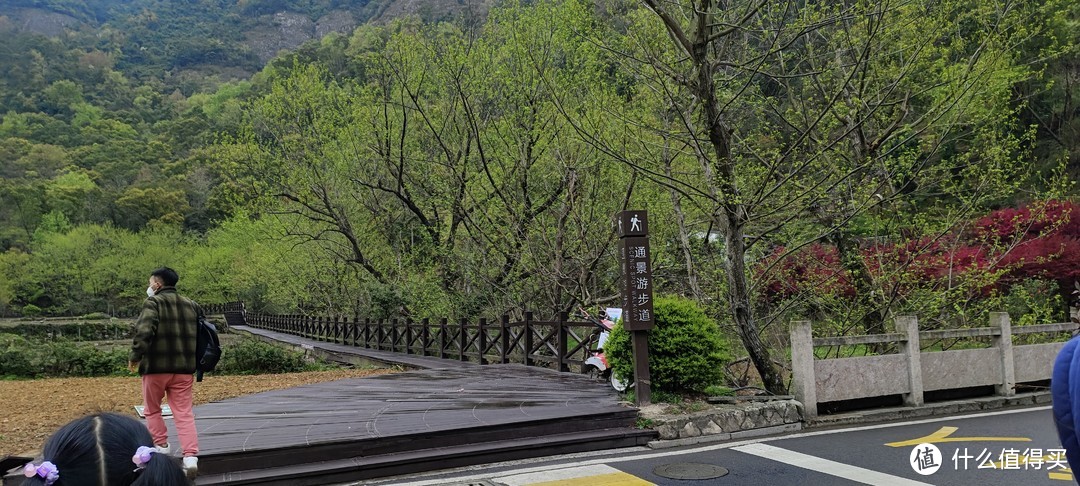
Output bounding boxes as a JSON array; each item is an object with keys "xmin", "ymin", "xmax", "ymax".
[
  {"xmin": 584, "ymin": 365, "xmax": 604, "ymax": 382},
  {"xmin": 610, "ymin": 371, "xmax": 631, "ymax": 392}
]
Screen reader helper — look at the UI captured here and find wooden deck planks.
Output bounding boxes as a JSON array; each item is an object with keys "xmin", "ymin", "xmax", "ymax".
[{"xmin": 171, "ymin": 355, "xmax": 629, "ymax": 458}]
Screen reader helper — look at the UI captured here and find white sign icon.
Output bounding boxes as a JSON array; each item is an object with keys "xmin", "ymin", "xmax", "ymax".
[{"xmin": 910, "ymin": 443, "xmax": 942, "ymax": 475}]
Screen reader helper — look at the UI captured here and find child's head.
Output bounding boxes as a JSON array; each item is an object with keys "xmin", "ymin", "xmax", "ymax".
[{"xmin": 21, "ymin": 413, "xmax": 188, "ymax": 486}]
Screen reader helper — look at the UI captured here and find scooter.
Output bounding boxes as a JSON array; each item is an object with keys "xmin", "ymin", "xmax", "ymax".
[{"xmin": 579, "ymin": 307, "xmax": 631, "ymax": 391}]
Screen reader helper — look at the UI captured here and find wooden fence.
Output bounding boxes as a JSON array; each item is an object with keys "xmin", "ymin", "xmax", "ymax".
[
  {"xmin": 203, "ymin": 301, "xmax": 246, "ymax": 315},
  {"xmin": 236, "ymin": 306, "xmax": 606, "ymax": 373}
]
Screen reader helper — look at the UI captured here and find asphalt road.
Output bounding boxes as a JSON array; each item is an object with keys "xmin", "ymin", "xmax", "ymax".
[{"xmin": 362, "ymin": 405, "xmax": 1074, "ymax": 486}]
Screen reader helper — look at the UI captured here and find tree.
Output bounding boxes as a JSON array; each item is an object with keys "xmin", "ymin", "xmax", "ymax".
[
  {"xmin": 113, "ymin": 186, "xmax": 191, "ymax": 230},
  {"xmin": 566, "ymin": 0, "xmax": 1062, "ymax": 393},
  {"xmin": 225, "ymin": 7, "xmax": 635, "ymax": 317},
  {"xmin": 0, "ymin": 179, "xmax": 46, "ymax": 249},
  {"xmin": 44, "ymin": 169, "xmax": 99, "ymax": 224}
]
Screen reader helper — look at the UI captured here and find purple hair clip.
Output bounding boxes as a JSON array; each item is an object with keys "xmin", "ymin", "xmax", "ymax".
[
  {"xmin": 132, "ymin": 446, "xmax": 156, "ymax": 468},
  {"xmin": 23, "ymin": 461, "xmax": 59, "ymax": 486}
]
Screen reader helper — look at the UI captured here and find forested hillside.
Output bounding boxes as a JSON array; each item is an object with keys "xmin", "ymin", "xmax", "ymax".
[
  {"xmin": 1, "ymin": 0, "xmax": 1079, "ymax": 391},
  {"xmin": 0, "ymin": 0, "xmax": 490, "ymax": 240},
  {"xmin": 0, "ymin": 0, "xmax": 489, "ymax": 313}
]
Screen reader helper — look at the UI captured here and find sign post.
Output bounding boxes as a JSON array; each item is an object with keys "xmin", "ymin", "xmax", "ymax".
[{"xmin": 616, "ymin": 210, "xmax": 653, "ymax": 406}]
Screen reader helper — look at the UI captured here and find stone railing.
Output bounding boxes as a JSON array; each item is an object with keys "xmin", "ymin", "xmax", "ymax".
[{"xmin": 790, "ymin": 313, "xmax": 1077, "ymax": 418}]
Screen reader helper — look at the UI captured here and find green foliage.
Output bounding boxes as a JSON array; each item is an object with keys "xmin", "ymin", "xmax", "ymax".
[
  {"xmin": 0, "ymin": 335, "xmax": 128, "ymax": 378},
  {"xmin": 704, "ymin": 385, "xmax": 734, "ymax": 397},
  {"xmin": 0, "ymin": 334, "xmax": 36, "ymax": 378},
  {"xmin": 216, "ymin": 337, "xmax": 320, "ymax": 375},
  {"xmin": 0, "ymin": 331, "xmax": 340, "ymax": 378},
  {"xmin": 79, "ymin": 312, "xmax": 110, "ymax": 320},
  {"xmin": 0, "ymin": 322, "xmax": 131, "ymax": 340},
  {"xmin": 37, "ymin": 340, "xmax": 128, "ymax": 376},
  {"xmin": 223, "ymin": 0, "xmax": 633, "ymax": 317},
  {"xmin": 650, "ymin": 390, "xmax": 682, "ymax": 405},
  {"xmin": 1000, "ymin": 279, "xmax": 1065, "ymax": 326},
  {"xmin": 0, "ymin": 0, "xmax": 1076, "ymax": 392},
  {"xmin": 20, "ymin": 304, "xmax": 42, "ymax": 317},
  {"xmin": 606, "ymin": 296, "xmax": 733, "ymax": 394}
]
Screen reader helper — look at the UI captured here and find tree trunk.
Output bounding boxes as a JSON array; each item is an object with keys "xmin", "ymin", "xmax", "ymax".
[
  {"xmin": 722, "ymin": 214, "xmax": 786, "ymax": 393},
  {"xmin": 692, "ymin": 8, "xmax": 785, "ymax": 394}
]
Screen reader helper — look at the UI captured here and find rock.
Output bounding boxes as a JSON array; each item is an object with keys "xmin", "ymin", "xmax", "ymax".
[
  {"xmin": 244, "ymin": 11, "xmax": 316, "ymax": 62},
  {"xmin": 680, "ymin": 421, "xmax": 702, "ymax": 438},
  {"xmin": 315, "ymin": 10, "xmax": 356, "ymax": 38},
  {"xmin": 701, "ymin": 420, "xmax": 724, "ymax": 435},
  {"xmin": 2, "ymin": 7, "xmax": 82, "ymax": 37},
  {"xmin": 656, "ymin": 424, "xmax": 679, "ymax": 440}
]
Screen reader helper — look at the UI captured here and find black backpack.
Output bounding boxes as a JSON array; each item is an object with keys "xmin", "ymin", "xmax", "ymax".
[{"xmin": 195, "ymin": 314, "xmax": 221, "ymax": 382}]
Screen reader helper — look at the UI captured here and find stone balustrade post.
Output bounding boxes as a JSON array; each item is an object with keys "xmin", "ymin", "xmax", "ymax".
[
  {"xmin": 896, "ymin": 315, "xmax": 924, "ymax": 407},
  {"xmin": 991, "ymin": 312, "xmax": 1015, "ymax": 396},
  {"xmin": 790, "ymin": 320, "xmax": 817, "ymax": 418}
]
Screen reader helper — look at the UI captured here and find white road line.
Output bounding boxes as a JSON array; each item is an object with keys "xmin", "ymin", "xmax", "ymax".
[
  {"xmin": 369, "ymin": 406, "xmax": 1050, "ymax": 485},
  {"xmin": 732, "ymin": 443, "xmax": 933, "ymax": 486}
]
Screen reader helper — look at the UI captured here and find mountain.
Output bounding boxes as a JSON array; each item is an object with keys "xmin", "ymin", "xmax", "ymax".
[{"xmin": 0, "ymin": 0, "xmax": 491, "ymax": 83}]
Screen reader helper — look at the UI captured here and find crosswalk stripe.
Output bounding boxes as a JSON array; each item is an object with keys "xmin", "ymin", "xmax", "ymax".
[
  {"xmin": 493, "ymin": 464, "xmax": 654, "ymax": 486},
  {"xmin": 733, "ymin": 443, "xmax": 933, "ymax": 486}
]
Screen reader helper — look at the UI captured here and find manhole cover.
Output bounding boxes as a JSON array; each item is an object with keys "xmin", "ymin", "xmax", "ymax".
[{"xmin": 653, "ymin": 463, "xmax": 729, "ymax": 480}]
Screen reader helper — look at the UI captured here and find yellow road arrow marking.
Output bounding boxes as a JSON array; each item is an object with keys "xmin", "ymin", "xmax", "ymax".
[
  {"xmin": 885, "ymin": 426, "xmax": 1032, "ymax": 448},
  {"xmin": 1050, "ymin": 471, "xmax": 1074, "ymax": 481}
]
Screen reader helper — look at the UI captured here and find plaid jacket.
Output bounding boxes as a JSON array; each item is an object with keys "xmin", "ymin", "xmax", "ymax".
[{"xmin": 130, "ymin": 287, "xmax": 202, "ymax": 374}]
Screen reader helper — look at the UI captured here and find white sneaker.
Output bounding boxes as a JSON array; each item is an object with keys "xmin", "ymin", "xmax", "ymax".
[
  {"xmin": 153, "ymin": 443, "xmax": 171, "ymax": 455},
  {"xmin": 182, "ymin": 456, "xmax": 198, "ymax": 478}
]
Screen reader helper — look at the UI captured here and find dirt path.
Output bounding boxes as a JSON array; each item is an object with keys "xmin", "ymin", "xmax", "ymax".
[{"xmin": 0, "ymin": 368, "xmax": 393, "ymax": 457}]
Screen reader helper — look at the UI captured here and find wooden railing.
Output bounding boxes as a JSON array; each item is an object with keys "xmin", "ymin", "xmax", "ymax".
[
  {"xmin": 203, "ymin": 301, "xmax": 246, "ymax": 315},
  {"xmin": 241, "ymin": 308, "xmax": 606, "ymax": 373}
]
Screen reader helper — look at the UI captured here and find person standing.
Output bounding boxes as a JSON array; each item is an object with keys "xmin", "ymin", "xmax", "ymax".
[{"xmin": 128, "ymin": 267, "xmax": 201, "ymax": 478}]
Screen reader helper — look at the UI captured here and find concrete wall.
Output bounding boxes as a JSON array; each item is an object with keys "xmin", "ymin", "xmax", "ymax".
[
  {"xmin": 1015, "ymin": 342, "xmax": 1067, "ymax": 383},
  {"xmin": 791, "ymin": 314, "xmax": 1076, "ymax": 418},
  {"xmin": 815, "ymin": 355, "xmax": 909, "ymax": 402},
  {"xmin": 921, "ymin": 348, "xmax": 1000, "ymax": 391}
]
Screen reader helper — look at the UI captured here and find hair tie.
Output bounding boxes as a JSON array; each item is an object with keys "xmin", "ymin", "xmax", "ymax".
[
  {"xmin": 23, "ymin": 461, "xmax": 59, "ymax": 485},
  {"xmin": 132, "ymin": 446, "xmax": 156, "ymax": 468}
]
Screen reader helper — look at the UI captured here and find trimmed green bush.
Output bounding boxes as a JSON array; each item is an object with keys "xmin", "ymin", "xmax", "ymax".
[
  {"xmin": 704, "ymin": 385, "xmax": 735, "ymax": 396},
  {"xmin": 216, "ymin": 337, "xmax": 320, "ymax": 375},
  {"xmin": 79, "ymin": 312, "xmax": 111, "ymax": 320},
  {"xmin": 606, "ymin": 295, "xmax": 732, "ymax": 394},
  {"xmin": 21, "ymin": 304, "xmax": 42, "ymax": 317}
]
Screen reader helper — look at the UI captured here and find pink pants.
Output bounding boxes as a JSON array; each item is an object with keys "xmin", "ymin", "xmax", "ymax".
[{"xmin": 141, "ymin": 373, "xmax": 199, "ymax": 457}]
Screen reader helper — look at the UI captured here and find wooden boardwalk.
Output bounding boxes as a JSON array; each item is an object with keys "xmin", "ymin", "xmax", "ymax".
[
  {"xmin": 178, "ymin": 325, "xmax": 653, "ymax": 485},
  {"xmin": 234, "ymin": 324, "xmax": 479, "ymax": 371}
]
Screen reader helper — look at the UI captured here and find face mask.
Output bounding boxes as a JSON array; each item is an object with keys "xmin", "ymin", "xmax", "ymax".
[{"xmin": 146, "ymin": 286, "xmax": 156, "ymax": 297}]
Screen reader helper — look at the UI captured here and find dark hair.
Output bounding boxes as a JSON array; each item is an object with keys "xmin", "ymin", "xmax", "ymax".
[
  {"xmin": 22, "ymin": 413, "xmax": 189, "ymax": 486},
  {"xmin": 150, "ymin": 267, "xmax": 179, "ymax": 287}
]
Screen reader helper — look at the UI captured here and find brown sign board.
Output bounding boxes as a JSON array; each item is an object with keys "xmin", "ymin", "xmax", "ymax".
[
  {"xmin": 615, "ymin": 211, "xmax": 648, "ymax": 238},
  {"xmin": 619, "ymin": 236, "xmax": 654, "ymax": 331},
  {"xmin": 616, "ymin": 209, "xmax": 654, "ymax": 405}
]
